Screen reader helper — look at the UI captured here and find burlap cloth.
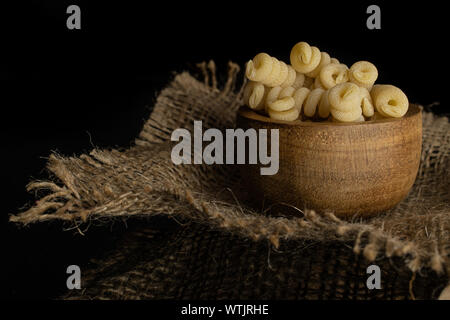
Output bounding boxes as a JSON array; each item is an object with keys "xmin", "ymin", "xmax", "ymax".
[{"xmin": 10, "ymin": 62, "xmax": 450, "ymax": 300}]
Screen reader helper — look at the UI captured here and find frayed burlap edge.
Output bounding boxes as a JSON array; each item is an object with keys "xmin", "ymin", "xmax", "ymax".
[{"xmin": 9, "ymin": 61, "xmax": 450, "ymax": 297}]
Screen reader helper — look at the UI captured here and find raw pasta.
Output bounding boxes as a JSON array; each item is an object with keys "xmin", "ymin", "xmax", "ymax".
[
  {"xmin": 305, "ymin": 51, "xmax": 342, "ymax": 82},
  {"xmin": 246, "ymin": 53, "xmax": 297, "ymax": 87},
  {"xmin": 267, "ymin": 86, "xmax": 296, "ymax": 111},
  {"xmin": 292, "ymin": 87, "xmax": 311, "ymax": 113},
  {"xmin": 371, "ymin": 84, "xmax": 409, "ymax": 118},
  {"xmin": 305, "ymin": 52, "xmax": 331, "ymax": 78},
  {"xmin": 267, "ymin": 107, "xmax": 301, "ymax": 121},
  {"xmin": 328, "ymin": 82, "xmax": 363, "ymax": 122},
  {"xmin": 359, "ymin": 87, "xmax": 374, "ymax": 117},
  {"xmin": 265, "ymin": 86, "xmax": 311, "ymax": 121},
  {"xmin": 331, "ymin": 114, "xmax": 365, "ymax": 123},
  {"xmin": 303, "ymin": 88, "xmax": 325, "ymax": 117},
  {"xmin": 329, "ymin": 82, "xmax": 361, "ymax": 112},
  {"xmin": 349, "ymin": 61, "xmax": 378, "ymax": 90},
  {"xmin": 330, "ymin": 106, "xmax": 363, "ymax": 122},
  {"xmin": 265, "ymin": 87, "xmax": 299, "ymax": 121},
  {"xmin": 319, "ymin": 63, "xmax": 349, "ymax": 89},
  {"xmin": 290, "ymin": 42, "xmax": 321, "ymax": 73},
  {"xmin": 243, "ymin": 41, "xmax": 409, "ymax": 123},
  {"xmin": 245, "ymin": 53, "xmax": 272, "ymax": 82},
  {"xmin": 243, "ymin": 81, "xmax": 266, "ymax": 111},
  {"xmin": 266, "ymin": 85, "xmax": 333, "ymax": 119},
  {"xmin": 313, "ymin": 76, "xmax": 324, "ymax": 89},
  {"xmin": 318, "ymin": 89, "xmax": 331, "ymax": 118},
  {"xmin": 303, "ymin": 76, "xmax": 314, "ymax": 89},
  {"xmin": 292, "ymin": 73, "xmax": 306, "ymax": 89},
  {"xmin": 330, "ymin": 58, "xmax": 339, "ymax": 64}
]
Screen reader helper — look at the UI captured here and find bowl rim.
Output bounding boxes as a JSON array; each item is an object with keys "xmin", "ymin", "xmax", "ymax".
[{"xmin": 238, "ymin": 104, "xmax": 422, "ymax": 127}]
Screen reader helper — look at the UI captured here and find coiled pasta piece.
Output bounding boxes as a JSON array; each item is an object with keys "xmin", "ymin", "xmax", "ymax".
[
  {"xmin": 290, "ymin": 42, "xmax": 321, "ymax": 73},
  {"xmin": 303, "ymin": 88, "xmax": 326, "ymax": 117},
  {"xmin": 243, "ymin": 81, "xmax": 266, "ymax": 111},
  {"xmin": 271, "ymin": 86, "xmax": 329, "ymax": 119},
  {"xmin": 305, "ymin": 52, "xmax": 331, "ymax": 78},
  {"xmin": 290, "ymin": 41, "xmax": 341, "ymax": 81},
  {"xmin": 328, "ymin": 82, "xmax": 362, "ymax": 122},
  {"xmin": 265, "ymin": 83, "xmax": 372, "ymax": 122},
  {"xmin": 319, "ymin": 63, "xmax": 349, "ymax": 89},
  {"xmin": 245, "ymin": 53, "xmax": 272, "ymax": 82},
  {"xmin": 246, "ymin": 53, "xmax": 296, "ymax": 87},
  {"xmin": 266, "ymin": 87, "xmax": 296, "ymax": 111},
  {"xmin": 359, "ymin": 87, "xmax": 374, "ymax": 117},
  {"xmin": 330, "ymin": 58, "xmax": 340, "ymax": 64},
  {"xmin": 371, "ymin": 84, "xmax": 409, "ymax": 118},
  {"xmin": 305, "ymin": 51, "xmax": 341, "ymax": 78},
  {"xmin": 275, "ymin": 86, "xmax": 332, "ymax": 119},
  {"xmin": 349, "ymin": 61, "xmax": 378, "ymax": 90},
  {"xmin": 265, "ymin": 86, "xmax": 311, "ymax": 121}
]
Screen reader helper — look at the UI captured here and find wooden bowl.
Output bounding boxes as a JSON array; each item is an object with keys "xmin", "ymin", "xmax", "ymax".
[{"xmin": 236, "ymin": 104, "xmax": 422, "ymax": 218}]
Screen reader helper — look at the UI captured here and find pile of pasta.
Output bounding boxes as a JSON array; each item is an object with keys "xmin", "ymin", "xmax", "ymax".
[{"xmin": 243, "ymin": 42, "xmax": 409, "ymax": 122}]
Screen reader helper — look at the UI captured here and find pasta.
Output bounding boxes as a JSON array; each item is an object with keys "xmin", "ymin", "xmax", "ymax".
[
  {"xmin": 330, "ymin": 107, "xmax": 363, "ymax": 122},
  {"xmin": 306, "ymin": 52, "xmax": 331, "ymax": 78},
  {"xmin": 265, "ymin": 86, "xmax": 283, "ymax": 111},
  {"xmin": 305, "ymin": 51, "xmax": 341, "ymax": 82},
  {"xmin": 303, "ymin": 76, "xmax": 314, "ymax": 89},
  {"xmin": 303, "ymin": 88, "xmax": 325, "ymax": 117},
  {"xmin": 329, "ymin": 82, "xmax": 363, "ymax": 122},
  {"xmin": 313, "ymin": 76, "xmax": 325, "ymax": 89},
  {"xmin": 243, "ymin": 40, "xmax": 409, "ymax": 123},
  {"xmin": 290, "ymin": 42, "xmax": 321, "ymax": 73},
  {"xmin": 292, "ymin": 73, "xmax": 306, "ymax": 89},
  {"xmin": 371, "ymin": 84, "xmax": 409, "ymax": 118},
  {"xmin": 282, "ymin": 66, "xmax": 297, "ymax": 87},
  {"xmin": 265, "ymin": 86, "xmax": 311, "ymax": 121},
  {"xmin": 331, "ymin": 114, "xmax": 365, "ymax": 123},
  {"xmin": 245, "ymin": 53, "xmax": 272, "ymax": 82},
  {"xmin": 330, "ymin": 58, "xmax": 340, "ymax": 64},
  {"xmin": 267, "ymin": 106, "xmax": 301, "ymax": 121},
  {"xmin": 267, "ymin": 86, "xmax": 296, "ymax": 111},
  {"xmin": 266, "ymin": 87, "xmax": 300, "ymax": 121},
  {"xmin": 355, "ymin": 115, "xmax": 366, "ymax": 122},
  {"xmin": 292, "ymin": 87, "xmax": 311, "ymax": 113},
  {"xmin": 319, "ymin": 63, "xmax": 349, "ymax": 89},
  {"xmin": 359, "ymin": 87, "xmax": 375, "ymax": 117},
  {"xmin": 246, "ymin": 53, "xmax": 297, "ymax": 87},
  {"xmin": 243, "ymin": 81, "xmax": 266, "ymax": 111},
  {"xmin": 349, "ymin": 61, "xmax": 378, "ymax": 90},
  {"xmin": 318, "ymin": 89, "xmax": 331, "ymax": 118},
  {"xmin": 328, "ymin": 83, "xmax": 361, "ymax": 111}
]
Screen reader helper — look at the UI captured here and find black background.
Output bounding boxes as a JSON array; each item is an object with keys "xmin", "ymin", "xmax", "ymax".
[{"xmin": 0, "ymin": 1, "xmax": 447, "ymax": 300}]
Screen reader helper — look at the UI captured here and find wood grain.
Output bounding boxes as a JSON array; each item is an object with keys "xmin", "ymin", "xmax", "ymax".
[{"xmin": 236, "ymin": 104, "xmax": 422, "ymax": 218}]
